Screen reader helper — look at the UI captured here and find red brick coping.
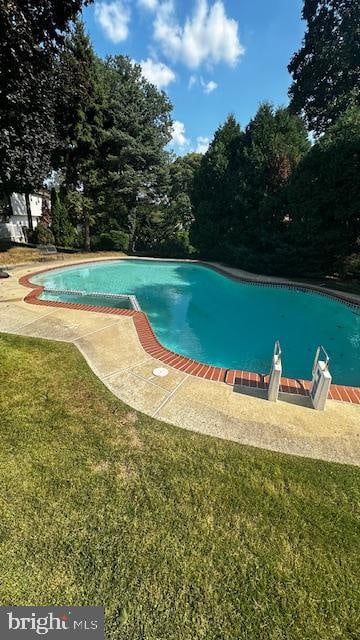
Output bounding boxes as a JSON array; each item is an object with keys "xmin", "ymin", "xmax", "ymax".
[{"xmin": 18, "ymin": 261, "xmax": 360, "ymax": 405}]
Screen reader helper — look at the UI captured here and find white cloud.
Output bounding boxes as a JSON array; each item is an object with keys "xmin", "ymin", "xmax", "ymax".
[
  {"xmin": 171, "ymin": 120, "xmax": 189, "ymax": 147},
  {"xmin": 169, "ymin": 124, "xmax": 210, "ymax": 155},
  {"xmin": 196, "ymin": 136, "xmax": 210, "ymax": 153},
  {"xmin": 201, "ymin": 77, "xmax": 218, "ymax": 94},
  {"xmin": 188, "ymin": 75, "xmax": 217, "ymax": 93},
  {"xmin": 153, "ymin": 0, "xmax": 244, "ymax": 69},
  {"xmin": 140, "ymin": 58, "xmax": 176, "ymax": 88},
  {"xmin": 204, "ymin": 80, "xmax": 218, "ymax": 93},
  {"xmin": 138, "ymin": 0, "xmax": 158, "ymax": 10},
  {"xmin": 188, "ymin": 74, "xmax": 197, "ymax": 89},
  {"xmin": 95, "ymin": 1, "xmax": 130, "ymax": 43}
]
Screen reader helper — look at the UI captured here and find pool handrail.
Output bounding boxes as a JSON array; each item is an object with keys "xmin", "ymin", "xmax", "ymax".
[
  {"xmin": 273, "ymin": 340, "xmax": 282, "ymax": 364},
  {"xmin": 312, "ymin": 345, "xmax": 330, "ymax": 375}
]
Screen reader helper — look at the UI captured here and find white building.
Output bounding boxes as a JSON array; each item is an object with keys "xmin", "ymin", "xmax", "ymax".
[
  {"xmin": 0, "ymin": 221, "xmax": 27, "ymax": 243},
  {"xmin": 10, "ymin": 192, "xmax": 48, "ymax": 229},
  {"xmin": 0, "ymin": 191, "xmax": 51, "ymax": 243}
]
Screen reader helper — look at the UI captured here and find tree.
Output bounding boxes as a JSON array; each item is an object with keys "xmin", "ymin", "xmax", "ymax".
[
  {"xmin": 50, "ymin": 188, "xmax": 77, "ymax": 247},
  {"xmin": 138, "ymin": 153, "xmax": 203, "ymax": 258},
  {"xmin": 161, "ymin": 153, "xmax": 202, "ymax": 239},
  {"xmin": 190, "ymin": 106, "xmax": 310, "ymax": 272},
  {"xmin": 40, "ymin": 197, "xmax": 52, "ymax": 229},
  {"xmin": 54, "ymin": 20, "xmax": 106, "ymax": 249},
  {"xmin": 0, "ymin": 0, "xmax": 91, "ymax": 228},
  {"xmin": 288, "ymin": 0, "xmax": 360, "ymax": 135},
  {"xmin": 191, "ymin": 115, "xmax": 243, "ymax": 258},
  {"xmin": 287, "ymin": 105, "xmax": 360, "ymax": 275},
  {"xmin": 96, "ymin": 56, "xmax": 173, "ymax": 252},
  {"xmin": 240, "ymin": 104, "xmax": 310, "ymax": 252}
]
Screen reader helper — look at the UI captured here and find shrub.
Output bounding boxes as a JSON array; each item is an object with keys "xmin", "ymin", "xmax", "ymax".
[
  {"xmin": 94, "ymin": 230, "xmax": 129, "ymax": 252},
  {"xmin": 33, "ymin": 222, "xmax": 55, "ymax": 245},
  {"xmin": 157, "ymin": 231, "xmax": 196, "ymax": 258},
  {"xmin": 337, "ymin": 253, "xmax": 360, "ymax": 281}
]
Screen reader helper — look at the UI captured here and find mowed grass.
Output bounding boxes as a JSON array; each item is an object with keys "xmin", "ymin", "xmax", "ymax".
[{"xmin": 0, "ymin": 333, "xmax": 359, "ymax": 640}]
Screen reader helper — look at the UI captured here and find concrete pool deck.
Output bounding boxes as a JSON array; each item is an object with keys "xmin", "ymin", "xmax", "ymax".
[{"xmin": 1, "ymin": 256, "xmax": 360, "ymax": 467}]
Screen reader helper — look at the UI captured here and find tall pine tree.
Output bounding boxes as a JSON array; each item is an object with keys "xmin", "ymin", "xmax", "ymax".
[
  {"xmin": 96, "ymin": 56, "xmax": 173, "ymax": 252},
  {"xmin": 191, "ymin": 106, "xmax": 309, "ymax": 271},
  {"xmin": 287, "ymin": 105, "xmax": 360, "ymax": 275},
  {"xmin": 241, "ymin": 104, "xmax": 310, "ymax": 252},
  {"xmin": 191, "ymin": 115, "xmax": 243, "ymax": 259},
  {"xmin": 54, "ymin": 20, "xmax": 105, "ymax": 249}
]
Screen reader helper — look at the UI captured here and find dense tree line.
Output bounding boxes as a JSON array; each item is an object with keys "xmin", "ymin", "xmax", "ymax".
[
  {"xmin": 0, "ymin": 0, "xmax": 359, "ymax": 279},
  {"xmin": 190, "ymin": 104, "xmax": 359, "ymax": 277},
  {"xmin": 189, "ymin": 0, "xmax": 359, "ymax": 277}
]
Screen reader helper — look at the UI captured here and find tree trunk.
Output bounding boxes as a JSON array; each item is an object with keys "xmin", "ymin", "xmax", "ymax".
[
  {"xmin": 83, "ymin": 208, "xmax": 91, "ymax": 251},
  {"xmin": 128, "ymin": 209, "xmax": 137, "ymax": 253},
  {"xmin": 25, "ymin": 192, "xmax": 33, "ymax": 232}
]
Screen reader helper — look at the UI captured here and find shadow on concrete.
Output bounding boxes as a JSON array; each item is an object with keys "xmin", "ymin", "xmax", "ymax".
[{"xmin": 232, "ymin": 384, "xmax": 313, "ymax": 409}]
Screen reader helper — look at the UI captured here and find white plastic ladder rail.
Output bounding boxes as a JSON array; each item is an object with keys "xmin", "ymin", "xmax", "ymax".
[
  {"xmin": 310, "ymin": 345, "xmax": 332, "ymax": 410},
  {"xmin": 268, "ymin": 340, "xmax": 282, "ymax": 402}
]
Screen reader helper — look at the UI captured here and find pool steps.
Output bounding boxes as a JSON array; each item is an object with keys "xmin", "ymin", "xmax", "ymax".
[{"xmin": 43, "ymin": 287, "xmax": 142, "ymax": 311}]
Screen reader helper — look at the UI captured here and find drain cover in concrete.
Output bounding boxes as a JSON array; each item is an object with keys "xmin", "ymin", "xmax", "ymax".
[{"xmin": 153, "ymin": 367, "xmax": 169, "ymax": 378}]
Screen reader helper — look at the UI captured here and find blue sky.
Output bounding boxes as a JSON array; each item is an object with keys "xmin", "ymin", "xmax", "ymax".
[{"xmin": 83, "ymin": 0, "xmax": 305, "ymax": 153}]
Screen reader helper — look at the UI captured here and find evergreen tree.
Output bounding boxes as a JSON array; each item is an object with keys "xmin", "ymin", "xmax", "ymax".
[
  {"xmin": 287, "ymin": 105, "xmax": 360, "ymax": 275},
  {"xmin": 191, "ymin": 106, "xmax": 309, "ymax": 271},
  {"xmin": 288, "ymin": 0, "xmax": 360, "ymax": 135},
  {"xmin": 191, "ymin": 115, "xmax": 243, "ymax": 258},
  {"xmin": 166, "ymin": 153, "xmax": 202, "ymax": 232},
  {"xmin": 97, "ymin": 56, "xmax": 173, "ymax": 252},
  {"xmin": 241, "ymin": 104, "xmax": 310, "ymax": 252},
  {"xmin": 50, "ymin": 189, "xmax": 76, "ymax": 247},
  {"xmin": 54, "ymin": 20, "xmax": 105, "ymax": 250},
  {"xmin": 142, "ymin": 153, "xmax": 203, "ymax": 257}
]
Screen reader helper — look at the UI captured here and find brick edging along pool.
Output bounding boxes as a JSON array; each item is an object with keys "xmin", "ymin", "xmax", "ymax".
[{"xmin": 18, "ymin": 260, "xmax": 360, "ymax": 405}]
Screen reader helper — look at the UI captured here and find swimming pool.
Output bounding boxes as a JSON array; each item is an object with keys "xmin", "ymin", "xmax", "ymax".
[{"xmin": 31, "ymin": 259, "xmax": 360, "ymax": 386}]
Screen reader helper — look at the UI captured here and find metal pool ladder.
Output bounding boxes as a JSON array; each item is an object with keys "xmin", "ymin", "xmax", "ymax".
[
  {"xmin": 310, "ymin": 345, "xmax": 332, "ymax": 410},
  {"xmin": 268, "ymin": 340, "xmax": 282, "ymax": 402}
]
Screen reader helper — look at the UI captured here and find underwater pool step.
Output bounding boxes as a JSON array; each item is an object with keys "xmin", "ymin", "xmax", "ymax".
[{"xmin": 41, "ymin": 288, "xmax": 141, "ymax": 311}]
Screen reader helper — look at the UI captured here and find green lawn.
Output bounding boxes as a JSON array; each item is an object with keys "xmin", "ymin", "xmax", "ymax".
[{"xmin": 0, "ymin": 333, "xmax": 359, "ymax": 639}]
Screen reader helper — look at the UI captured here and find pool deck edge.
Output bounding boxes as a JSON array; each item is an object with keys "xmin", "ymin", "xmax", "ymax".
[{"xmin": 202, "ymin": 261, "xmax": 360, "ymax": 308}]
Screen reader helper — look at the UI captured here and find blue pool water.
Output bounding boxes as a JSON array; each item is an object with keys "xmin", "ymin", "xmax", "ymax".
[{"xmin": 32, "ymin": 259, "xmax": 360, "ymax": 385}]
